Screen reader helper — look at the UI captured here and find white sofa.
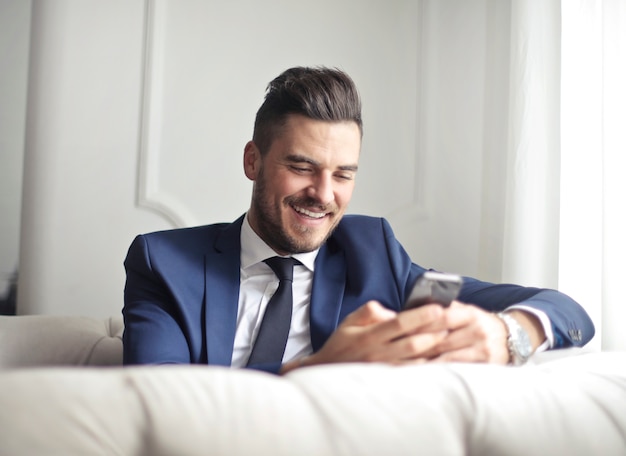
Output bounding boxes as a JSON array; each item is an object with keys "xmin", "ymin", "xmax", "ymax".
[{"xmin": 1, "ymin": 315, "xmax": 625, "ymax": 455}]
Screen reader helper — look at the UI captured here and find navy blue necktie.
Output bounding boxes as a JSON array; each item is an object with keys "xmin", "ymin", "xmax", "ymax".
[{"xmin": 247, "ymin": 257, "xmax": 296, "ymax": 365}]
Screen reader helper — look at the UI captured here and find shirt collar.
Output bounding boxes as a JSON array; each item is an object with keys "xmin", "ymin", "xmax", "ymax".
[{"xmin": 240, "ymin": 213, "xmax": 318, "ymax": 272}]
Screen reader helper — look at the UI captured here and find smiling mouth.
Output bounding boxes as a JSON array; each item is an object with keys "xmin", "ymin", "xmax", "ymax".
[{"xmin": 292, "ymin": 205, "xmax": 329, "ymax": 219}]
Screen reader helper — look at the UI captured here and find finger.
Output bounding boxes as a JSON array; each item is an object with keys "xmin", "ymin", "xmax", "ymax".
[
  {"xmin": 342, "ymin": 300, "xmax": 397, "ymax": 327},
  {"xmin": 316, "ymin": 303, "xmax": 448, "ymax": 365},
  {"xmin": 380, "ymin": 304, "xmax": 445, "ymax": 340},
  {"xmin": 342, "ymin": 322, "xmax": 447, "ymax": 363},
  {"xmin": 355, "ymin": 331, "xmax": 448, "ymax": 364},
  {"xmin": 428, "ymin": 336, "xmax": 510, "ymax": 364},
  {"xmin": 389, "ymin": 330, "xmax": 449, "ymax": 361},
  {"xmin": 431, "ymin": 302, "xmax": 502, "ymax": 339},
  {"xmin": 440, "ymin": 301, "xmax": 476, "ymax": 329},
  {"xmin": 434, "ymin": 319, "xmax": 493, "ymax": 353},
  {"xmin": 427, "ymin": 323, "xmax": 509, "ymax": 364},
  {"xmin": 407, "ymin": 301, "xmax": 470, "ymax": 334}
]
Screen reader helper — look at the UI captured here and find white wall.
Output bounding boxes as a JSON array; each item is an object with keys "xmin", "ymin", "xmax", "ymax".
[
  {"xmin": 13, "ymin": 0, "xmax": 509, "ymax": 317},
  {"xmin": 396, "ymin": 0, "xmax": 510, "ymax": 281},
  {"xmin": 18, "ymin": 1, "xmax": 172, "ymax": 316}
]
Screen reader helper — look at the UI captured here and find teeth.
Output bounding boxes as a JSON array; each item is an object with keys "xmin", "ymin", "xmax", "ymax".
[{"xmin": 294, "ymin": 206, "xmax": 326, "ymax": 219}]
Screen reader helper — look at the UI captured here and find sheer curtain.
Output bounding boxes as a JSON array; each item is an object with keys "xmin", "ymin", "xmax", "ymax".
[
  {"xmin": 501, "ymin": 0, "xmax": 626, "ymax": 351},
  {"xmin": 559, "ymin": 0, "xmax": 626, "ymax": 351}
]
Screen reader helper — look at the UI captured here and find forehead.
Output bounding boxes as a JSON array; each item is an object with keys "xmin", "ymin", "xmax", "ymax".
[{"xmin": 269, "ymin": 115, "xmax": 361, "ymax": 164}]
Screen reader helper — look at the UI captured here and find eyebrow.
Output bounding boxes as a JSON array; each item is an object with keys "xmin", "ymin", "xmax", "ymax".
[{"xmin": 285, "ymin": 154, "xmax": 359, "ymax": 172}]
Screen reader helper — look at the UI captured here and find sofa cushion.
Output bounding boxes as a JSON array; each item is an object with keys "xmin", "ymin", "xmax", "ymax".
[{"xmin": 0, "ymin": 353, "xmax": 625, "ymax": 455}]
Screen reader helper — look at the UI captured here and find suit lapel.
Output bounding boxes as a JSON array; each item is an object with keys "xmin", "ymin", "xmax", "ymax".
[
  {"xmin": 204, "ymin": 215, "xmax": 244, "ymax": 366},
  {"xmin": 309, "ymin": 243, "xmax": 346, "ymax": 351},
  {"xmin": 203, "ymin": 215, "xmax": 349, "ymax": 362}
]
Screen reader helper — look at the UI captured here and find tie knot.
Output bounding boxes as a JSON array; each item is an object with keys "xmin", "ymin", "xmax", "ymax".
[{"xmin": 264, "ymin": 257, "xmax": 296, "ymax": 282}]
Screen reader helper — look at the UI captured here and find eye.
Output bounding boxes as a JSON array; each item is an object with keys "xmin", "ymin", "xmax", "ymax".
[
  {"xmin": 335, "ymin": 172, "xmax": 355, "ymax": 181},
  {"xmin": 290, "ymin": 165, "xmax": 313, "ymax": 174}
]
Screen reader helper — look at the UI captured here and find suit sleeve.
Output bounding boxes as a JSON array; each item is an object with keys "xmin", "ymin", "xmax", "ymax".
[
  {"xmin": 458, "ymin": 278, "xmax": 595, "ymax": 348},
  {"xmin": 122, "ymin": 235, "xmax": 192, "ymax": 365},
  {"xmin": 379, "ymin": 218, "xmax": 595, "ymax": 349}
]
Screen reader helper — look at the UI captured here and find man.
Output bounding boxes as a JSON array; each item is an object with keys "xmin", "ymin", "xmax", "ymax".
[{"xmin": 123, "ymin": 66, "xmax": 593, "ymax": 374}]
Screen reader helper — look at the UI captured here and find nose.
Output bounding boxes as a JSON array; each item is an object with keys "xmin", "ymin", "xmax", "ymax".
[{"xmin": 307, "ymin": 172, "xmax": 334, "ymax": 206}]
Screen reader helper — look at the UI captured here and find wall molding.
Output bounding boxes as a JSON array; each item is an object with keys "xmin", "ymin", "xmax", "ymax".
[
  {"xmin": 136, "ymin": 0, "xmax": 196, "ymax": 228},
  {"xmin": 387, "ymin": 0, "xmax": 428, "ymax": 225}
]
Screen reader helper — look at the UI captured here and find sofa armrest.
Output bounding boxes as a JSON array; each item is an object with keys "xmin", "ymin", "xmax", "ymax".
[{"xmin": 0, "ymin": 315, "xmax": 123, "ymax": 368}]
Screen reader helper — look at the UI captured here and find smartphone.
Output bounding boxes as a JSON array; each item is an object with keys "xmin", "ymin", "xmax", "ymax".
[{"xmin": 403, "ymin": 271, "xmax": 463, "ymax": 310}]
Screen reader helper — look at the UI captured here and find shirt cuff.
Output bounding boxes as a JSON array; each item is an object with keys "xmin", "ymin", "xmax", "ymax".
[{"xmin": 505, "ymin": 304, "xmax": 553, "ymax": 352}]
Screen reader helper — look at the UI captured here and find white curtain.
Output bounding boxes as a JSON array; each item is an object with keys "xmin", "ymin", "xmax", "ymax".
[
  {"xmin": 501, "ymin": 0, "xmax": 562, "ymax": 289},
  {"xmin": 559, "ymin": 0, "xmax": 626, "ymax": 351},
  {"xmin": 502, "ymin": 0, "xmax": 626, "ymax": 351}
]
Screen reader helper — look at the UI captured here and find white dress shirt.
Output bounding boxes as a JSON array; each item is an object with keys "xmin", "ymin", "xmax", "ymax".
[{"xmin": 231, "ymin": 215, "xmax": 318, "ymax": 367}]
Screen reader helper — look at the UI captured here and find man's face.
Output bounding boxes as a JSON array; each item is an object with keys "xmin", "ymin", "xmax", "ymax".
[{"xmin": 244, "ymin": 114, "xmax": 361, "ymax": 255}]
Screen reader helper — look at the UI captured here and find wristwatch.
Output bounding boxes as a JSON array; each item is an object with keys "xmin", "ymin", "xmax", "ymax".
[{"xmin": 497, "ymin": 312, "xmax": 533, "ymax": 366}]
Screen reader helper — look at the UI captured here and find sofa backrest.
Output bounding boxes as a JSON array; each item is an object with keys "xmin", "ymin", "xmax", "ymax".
[{"xmin": 0, "ymin": 315, "xmax": 123, "ymax": 368}]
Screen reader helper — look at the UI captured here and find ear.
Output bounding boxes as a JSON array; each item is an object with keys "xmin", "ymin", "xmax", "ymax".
[{"xmin": 243, "ymin": 141, "xmax": 261, "ymax": 181}]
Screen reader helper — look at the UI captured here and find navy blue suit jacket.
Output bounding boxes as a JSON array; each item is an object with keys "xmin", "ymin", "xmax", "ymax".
[{"xmin": 123, "ymin": 215, "xmax": 594, "ymax": 371}]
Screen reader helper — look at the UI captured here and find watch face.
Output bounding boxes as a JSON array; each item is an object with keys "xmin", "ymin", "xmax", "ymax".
[
  {"xmin": 499, "ymin": 312, "xmax": 533, "ymax": 364},
  {"xmin": 515, "ymin": 332, "xmax": 532, "ymax": 359}
]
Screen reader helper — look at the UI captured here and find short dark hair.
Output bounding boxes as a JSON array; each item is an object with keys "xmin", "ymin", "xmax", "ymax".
[{"xmin": 252, "ymin": 66, "xmax": 363, "ymax": 155}]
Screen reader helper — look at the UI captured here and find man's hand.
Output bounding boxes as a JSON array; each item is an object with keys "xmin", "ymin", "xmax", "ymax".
[
  {"xmin": 280, "ymin": 300, "xmax": 547, "ymax": 374},
  {"xmin": 423, "ymin": 301, "xmax": 510, "ymax": 364},
  {"xmin": 424, "ymin": 303, "xmax": 547, "ymax": 364},
  {"xmin": 280, "ymin": 301, "xmax": 448, "ymax": 374}
]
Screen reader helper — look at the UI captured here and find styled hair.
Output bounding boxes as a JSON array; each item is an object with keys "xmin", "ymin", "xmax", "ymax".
[{"xmin": 252, "ymin": 66, "xmax": 363, "ymax": 154}]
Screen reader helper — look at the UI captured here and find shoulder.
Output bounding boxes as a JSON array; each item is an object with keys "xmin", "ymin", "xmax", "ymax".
[
  {"xmin": 129, "ymin": 215, "xmax": 244, "ymax": 256},
  {"xmin": 327, "ymin": 215, "xmax": 396, "ymax": 252},
  {"xmin": 333, "ymin": 215, "xmax": 394, "ymax": 239},
  {"xmin": 133, "ymin": 224, "xmax": 220, "ymax": 252},
  {"xmin": 335, "ymin": 214, "xmax": 389, "ymax": 230},
  {"xmin": 140, "ymin": 223, "xmax": 228, "ymax": 243}
]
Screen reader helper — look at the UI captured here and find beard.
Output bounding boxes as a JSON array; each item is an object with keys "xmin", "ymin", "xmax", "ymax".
[{"xmin": 250, "ymin": 168, "xmax": 342, "ymax": 254}]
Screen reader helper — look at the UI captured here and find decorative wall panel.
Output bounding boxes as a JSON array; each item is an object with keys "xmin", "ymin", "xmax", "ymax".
[{"xmin": 136, "ymin": 0, "xmax": 425, "ymax": 229}]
